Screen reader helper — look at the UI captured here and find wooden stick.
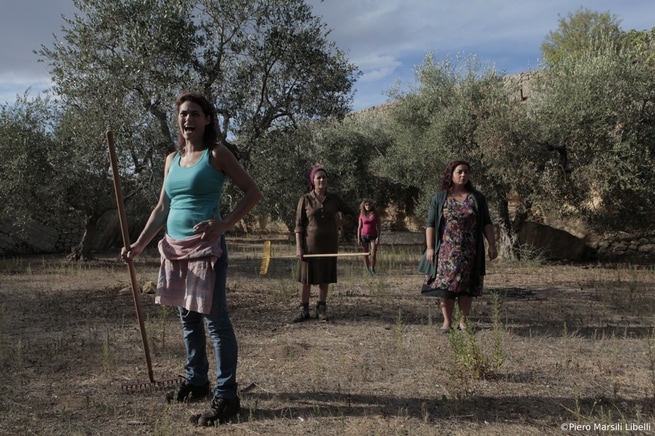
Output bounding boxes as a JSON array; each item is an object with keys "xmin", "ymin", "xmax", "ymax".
[{"xmin": 259, "ymin": 240, "xmax": 369, "ymax": 275}]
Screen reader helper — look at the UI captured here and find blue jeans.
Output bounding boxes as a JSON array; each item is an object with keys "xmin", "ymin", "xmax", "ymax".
[{"xmin": 177, "ymin": 235, "xmax": 238, "ymax": 399}]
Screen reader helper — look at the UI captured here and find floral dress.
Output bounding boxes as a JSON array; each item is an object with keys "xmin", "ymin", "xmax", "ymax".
[{"xmin": 423, "ymin": 194, "xmax": 482, "ymax": 297}]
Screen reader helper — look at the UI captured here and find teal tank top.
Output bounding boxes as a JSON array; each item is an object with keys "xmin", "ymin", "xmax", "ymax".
[{"xmin": 164, "ymin": 148, "xmax": 226, "ymax": 239}]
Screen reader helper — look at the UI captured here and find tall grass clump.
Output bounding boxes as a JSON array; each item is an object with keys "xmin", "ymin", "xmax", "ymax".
[
  {"xmin": 157, "ymin": 305, "xmax": 171, "ymax": 351},
  {"xmin": 449, "ymin": 292, "xmax": 505, "ymax": 379},
  {"xmin": 515, "ymin": 243, "xmax": 547, "ymax": 267},
  {"xmin": 0, "ymin": 257, "xmax": 26, "ymax": 274},
  {"xmin": 593, "ymin": 265, "xmax": 655, "ymax": 317},
  {"xmin": 102, "ymin": 328, "xmax": 113, "ymax": 374},
  {"xmin": 647, "ymin": 318, "xmax": 655, "ymax": 397}
]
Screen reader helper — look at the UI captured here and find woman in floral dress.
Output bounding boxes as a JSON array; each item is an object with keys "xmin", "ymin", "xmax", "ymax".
[{"xmin": 418, "ymin": 160, "xmax": 497, "ymax": 333}]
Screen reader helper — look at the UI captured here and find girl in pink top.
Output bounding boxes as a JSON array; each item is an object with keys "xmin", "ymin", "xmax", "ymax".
[{"xmin": 357, "ymin": 199, "xmax": 381, "ymax": 275}]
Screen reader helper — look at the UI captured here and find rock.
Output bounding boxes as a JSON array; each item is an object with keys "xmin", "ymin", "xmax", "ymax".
[{"xmin": 518, "ymin": 221, "xmax": 591, "ymax": 261}]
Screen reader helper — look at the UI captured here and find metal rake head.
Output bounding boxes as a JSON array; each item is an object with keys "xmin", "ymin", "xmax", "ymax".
[{"xmin": 121, "ymin": 377, "xmax": 180, "ymax": 393}]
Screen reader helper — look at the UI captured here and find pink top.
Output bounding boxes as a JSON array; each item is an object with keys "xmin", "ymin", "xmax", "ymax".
[
  {"xmin": 359, "ymin": 213, "xmax": 379, "ymax": 238},
  {"xmin": 156, "ymin": 233, "xmax": 223, "ymax": 315}
]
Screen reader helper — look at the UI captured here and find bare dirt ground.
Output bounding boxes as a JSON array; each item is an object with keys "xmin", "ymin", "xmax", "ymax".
[{"xmin": 1, "ymin": 240, "xmax": 655, "ymax": 435}]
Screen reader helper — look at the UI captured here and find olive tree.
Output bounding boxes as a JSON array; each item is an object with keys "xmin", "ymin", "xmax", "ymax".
[
  {"xmin": 532, "ymin": 36, "xmax": 655, "ymax": 233},
  {"xmin": 35, "ymin": 0, "xmax": 358, "ymax": 255},
  {"xmin": 533, "ymin": 8, "xmax": 655, "ymax": 234},
  {"xmin": 249, "ymin": 114, "xmax": 399, "ymax": 236},
  {"xmin": 0, "ymin": 94, "xmax": 130, "ymax": 258},
  {"xmin": 0, "ymin": 95, "xmax": 60, "ymax": 228},
  {"xmin": 380, "ymin": 54, "xmax": 541, "ymax": 258},
  {"xmin": 541, "ymin": 8, "xmax": 623, "ymax": 66}
]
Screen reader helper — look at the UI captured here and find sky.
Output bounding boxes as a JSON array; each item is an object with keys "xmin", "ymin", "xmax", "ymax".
[{"xmin": 1, "ymin": 0, "xmax": 654, "ymax": 112}]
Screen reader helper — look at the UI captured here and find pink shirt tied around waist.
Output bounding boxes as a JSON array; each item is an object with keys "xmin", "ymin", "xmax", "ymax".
[{"xmin": 156, "ymin": 233, "xmax": 223, "ymax": 315}]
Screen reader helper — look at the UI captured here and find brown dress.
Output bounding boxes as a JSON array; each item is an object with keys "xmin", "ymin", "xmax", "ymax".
[{"xmin": 295, "ymin": 191, "xmax": 355, "ymax": 285}]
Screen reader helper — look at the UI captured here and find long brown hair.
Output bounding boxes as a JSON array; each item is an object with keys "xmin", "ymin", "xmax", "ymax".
[
  {"xmin": 359, "ymin": 198, "xmax": 376, "ymax": 216},
  {"xmin": 439, "ymin": 160, "xmax": 474, "ymax": 192},
  {"xmin": 174, "ymin": 92, "xmax": 219, "ymax": 151}
]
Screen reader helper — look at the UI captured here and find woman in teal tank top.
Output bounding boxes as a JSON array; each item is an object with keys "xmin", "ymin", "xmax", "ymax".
[
  {"xmin": 164, "ymin": 147, "xmax": 226, "ymax": 239},
  {"xmin": 122, "ymin": 92, "xmax": 262, "ymax": 427}
]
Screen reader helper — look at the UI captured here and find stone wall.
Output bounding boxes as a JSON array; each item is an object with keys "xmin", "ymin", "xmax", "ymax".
[
  {"xmin": 0, "ymin": 214, "xmax": 85, "ymax": 256},
  {"xmin": 0, "ymin": 218, "xmax": 63, "ymax": 255},
  {"xmin": 591, "ymin": 232, "xmax": 655, "ymax": 262},
  {"xmin": 55, "ymin": 216, "xmax": 87, "ymax": 253}
]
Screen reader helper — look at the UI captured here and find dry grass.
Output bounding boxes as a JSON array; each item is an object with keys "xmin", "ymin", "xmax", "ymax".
[{"xmin": 1, "ymin": 240, "xmax": 655, "ymax": 435}]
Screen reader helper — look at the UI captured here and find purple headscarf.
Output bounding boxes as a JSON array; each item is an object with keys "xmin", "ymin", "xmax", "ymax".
[{"xmin": 309, "ymin": 165, "xmax": 328, "ymax": 189}]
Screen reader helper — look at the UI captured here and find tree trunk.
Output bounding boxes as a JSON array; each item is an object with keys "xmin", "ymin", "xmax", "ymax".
[
  {"xmin": 68, "ymin": 214, "xmax": 98, "ymax": 261},
  {"xmin": 495, "ymin": 198, "xmax": 521, "ymax": 260}
]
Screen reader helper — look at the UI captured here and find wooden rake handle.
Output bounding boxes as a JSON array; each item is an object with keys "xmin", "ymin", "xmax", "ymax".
[
  {"xmin": 107, "ymin": 131, "xmax": 155, "ymax": 384},
  {"xmin": 299, "ymin": 252, "xmax": 370, "ymax": 258}
]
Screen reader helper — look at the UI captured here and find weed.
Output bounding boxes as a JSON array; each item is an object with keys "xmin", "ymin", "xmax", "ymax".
[
  {"xmin": 562, "ymin": 397, "xmax": 627, "ymax": 431},
  {"xmin": 421, "ymin": 401, "xmax": 430, "ymax": 423},
  {"xmin": 490, "ymin": 292, "xmax": 505, "ymax": 369},
  {"xmin": 560, "ymin": 321, "xmax": 576, "ymax": 368},
  {"xmin": 157, "ymin": 305, "xmax": 170, "ymax": 351},
  {"xmin": 16, "ymin": 337, "xmax": 24, "ymax": 372},
  {"xmin": 102, "ymin": 328, "xmax": 112, "ymax": 374},
  {"xmin": 647, "ymin": 320, "xmax": 655, "ymax": 395},
  {"xmin": 373, "ymin": 276, "xmax": 391, "ymax": 298},
  {"xmin": 449, "ymin": 294, "xmax": 505, "ymax": 379},
  {"xmin": 395, "ymin": 308, "xmax": 404, "ymax": 356},
  {"xmin": 271, "ymin": 279, "xmax": 296, "ymax": 303},
  {"xmin": 312, "ymin": 349, "xmax": 323, "ymax": 392},
  {"xmin": 427, "ymin": 302, "xmax": 433, "ymax": 326},
  {"xmin": 508, "ymin": 243, "xmax": 548, "ymax": 268},
  {"xmin": 153, "ymin": 404, "xmax": 172, "ymax": 435}
]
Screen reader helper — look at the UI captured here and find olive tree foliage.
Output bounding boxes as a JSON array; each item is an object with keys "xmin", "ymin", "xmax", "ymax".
[
  {"xmin": 247, "ymin": 125, "xmax": 315, "ymax": 233},
  {"xmin": 0, "ymin": 94, "xmax": 125, "ymax": 259},
  {"xmin": 541, "ymin": 7, "xmax": 623, "ymax": 66},
  {"xmin": 311, "ymin": 117, "xmax": 399, "ymax": 227},
  {"xmin": 379, "ymin": 53, "xmax": 542, "ymax": 258},
  {"xmin": 53, "ymin": 106, "xmax": 130, "ymax": 259},
  {"xmin": 533, "ymin": 8, "xmax": 655, "ymax": 234},
  {"xmin": 531, "ymin": 36, "xmax": 655, "ymax": 233},
  {"xmin": 249, "ymin": 115, "xmax": 397, "ymax": 236},
  {"xmin": 624, "ymin": 27, "xmax": 655, "ymax": 67},
  {"xmin": 35, "ymin": 0, "xmax": 358, "ymax": 254},
  {"xmin": 0, "ymin": 95, "xmax": 61, "ymax": 227}
]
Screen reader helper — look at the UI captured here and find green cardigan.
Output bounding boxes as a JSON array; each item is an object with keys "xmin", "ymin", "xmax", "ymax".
[{"xmin": 417, "ymin": 189, "xmax": 492, "ymax": 280}]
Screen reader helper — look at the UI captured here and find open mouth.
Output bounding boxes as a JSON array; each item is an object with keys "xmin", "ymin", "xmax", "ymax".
[{"xmin": 184, "ymin": 125, "xmax": 196, "ymax": 133}]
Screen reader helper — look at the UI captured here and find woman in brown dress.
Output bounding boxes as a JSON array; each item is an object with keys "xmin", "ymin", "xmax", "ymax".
[{"xmin": 292, "ymin": 166, "xmax": 355, "ymax": 322}]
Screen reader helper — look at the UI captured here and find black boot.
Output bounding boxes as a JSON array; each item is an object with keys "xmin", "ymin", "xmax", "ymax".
[
  {"xmin": 292, "ymin": 302, "xmax": 310, "ymax": 323},
  {"xmin": 192, "ymin": 396, "xmax": 240, "ymax": 426},
  {"xmin": 316, "ymin": 301, "xmax": 328, "ymax": 321}
]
